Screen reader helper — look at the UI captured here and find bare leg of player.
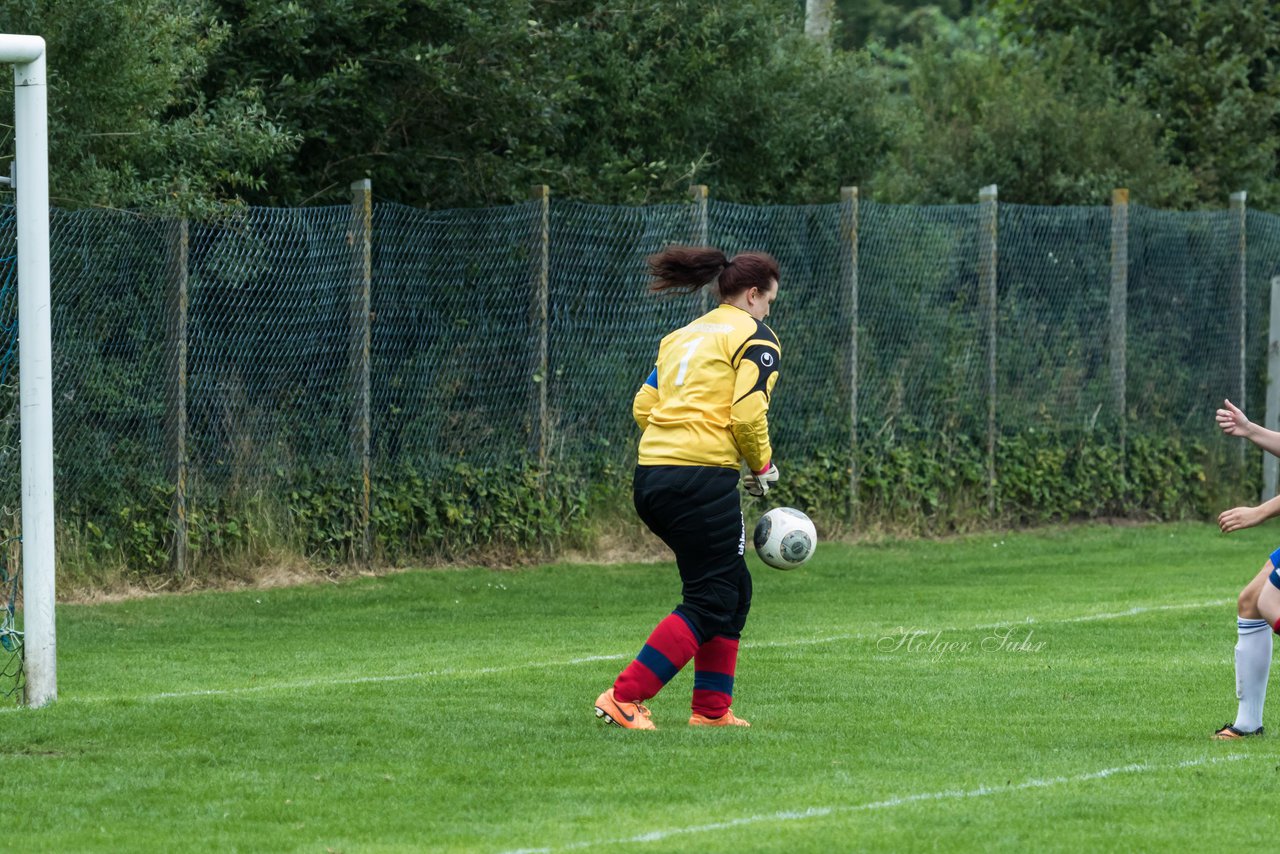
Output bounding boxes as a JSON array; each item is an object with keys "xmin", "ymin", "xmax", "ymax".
[
  {"xmin": 1239, "ymin": 564, "xmax": 1272, "ymax": 620},
  {"xmin": 1215, "ymin": 563, "xmax": 1276, "ymax": 738}
]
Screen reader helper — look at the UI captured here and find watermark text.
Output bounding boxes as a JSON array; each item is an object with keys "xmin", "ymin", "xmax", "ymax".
[{"xmin": 876, "ymin": 626, "xmax": 1046, "ymax": 657}]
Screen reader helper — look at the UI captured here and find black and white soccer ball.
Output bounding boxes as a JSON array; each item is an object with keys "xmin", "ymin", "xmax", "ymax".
[{"xmin": 752, "ymin": 507, "xmax": 817, "ymax": 570}]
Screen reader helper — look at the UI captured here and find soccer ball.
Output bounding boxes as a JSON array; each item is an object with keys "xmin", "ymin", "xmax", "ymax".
[{"xmin": 752, "ymin": 507, "xmax": 817, "ymax": 570}]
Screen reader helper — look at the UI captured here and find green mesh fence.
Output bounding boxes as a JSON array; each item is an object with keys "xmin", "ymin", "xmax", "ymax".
[
  {"xmin": 859, "ymin": 202, "xmax": 985, "ymax": 434},
  {"xmin": 0, "ymin": 195, "xmax": 1275, "ymax": 566},
  {"xmin": 187, "ymin": 207, "xmax": 355, "ymax": 486},
  {"xmin": 547, "ymin": 201, "xmax": 691, "ymax": 464},
  {"xmin": 997, "ymin": 204, "xmax": 1113, "ymax": 432},
  {"xmin": 1128, "ymin": 207, "xmax": 1242, "ymax": 431},
  {"xmin": 51, "ymin": 209, "xmax": 170, "ymax": 517},
  {"xmin": 374, "ymin": 202, "xmax": 544, "ymax": 465},
  {"xmin": 0, "ymin": 212, "xmax": 20, "ymax": 699}
]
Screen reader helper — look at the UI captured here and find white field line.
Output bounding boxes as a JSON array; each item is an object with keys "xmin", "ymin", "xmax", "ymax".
[
  {"xmin": 972, "ymin": 598, "xmax": 1233, "ymax": 629},
  {"xmin": 501, "ymin": 753, "xmax": 1250, "ymax": 854},
  {"xmin": 1, "ymin": 596, "xmax": 1234, "ymax": 709}
]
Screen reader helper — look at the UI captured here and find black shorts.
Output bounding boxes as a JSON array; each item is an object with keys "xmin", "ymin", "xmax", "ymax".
[{"xmin": 633, "ymin": 465, "xmax": 752, "ymax": 641}]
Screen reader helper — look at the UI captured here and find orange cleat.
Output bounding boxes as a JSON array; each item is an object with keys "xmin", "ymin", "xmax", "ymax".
[
  {"xmin": 1212, "ymin": 722, "xmax": 1263, "ymax": 740},
  {"xmin": 689, "ymin": 709, "xmax": 750, "ymax": 727},
  {"xmin": 595, "ymin": 688, "xmax": 656, "ymax": 730}
]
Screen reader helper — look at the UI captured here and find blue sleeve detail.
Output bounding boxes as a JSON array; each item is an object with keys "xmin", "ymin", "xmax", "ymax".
[{"xmin": 644, "ymin": 367, "xmax": 658, "ymax": 388}]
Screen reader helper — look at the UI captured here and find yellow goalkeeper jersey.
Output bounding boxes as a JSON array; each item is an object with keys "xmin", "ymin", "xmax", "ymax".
[{"xmin": 633, "ymin": 303, "xmax": 780, "ymax": 471}]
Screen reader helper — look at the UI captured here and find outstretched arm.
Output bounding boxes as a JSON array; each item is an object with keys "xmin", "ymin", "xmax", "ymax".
[
  {"xmin": 1217, "ymin": 399, "xmax": 1280, "ymax": 458},
  {"xmin": 1220, "ymin": 493, "xmax": 1280, "ymax": 533}
]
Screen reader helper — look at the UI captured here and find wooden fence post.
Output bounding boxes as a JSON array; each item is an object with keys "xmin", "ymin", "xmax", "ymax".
[
  {"xmin": 979, "ymin": 184, "xmax": 999, "ymax": 516},
  {"xmin": 840, "ymin": 186, "xmax": 860, "ymax": 526},
  {"xmin": 1110, "ymin": 188, "xmax": 1129, "ymax": 470},
  {"xmin": 690, "ymin": 184, "xmax": 710, "ymax": 316},
  {"xmin": 530, "ymin": 185, "xmax": 551, "ymax": 474},
  {"xmin": 1232, "ymin": 191, "xmax": 1248, "ymax": 414},
  {"xmin": 350, "ymin": 179, "xmax": 373, "ymax": 564},
  {"xmin": 166, "ymin": 218, "xmax": 189, "ymax": 577}
]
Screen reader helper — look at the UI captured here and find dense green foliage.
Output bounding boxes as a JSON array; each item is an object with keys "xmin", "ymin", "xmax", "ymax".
[
  {"xmin": 779, "ymin": 428, "xmax": 1219, "ymax": 535},
  {"xmin": 996, "ymin": 0, "xmax": 1280, "ymax": 209},
  {"xmin": 56, "ymin": 427, "xmax": 1226, "ymax": 578},
  {"xmin": 197, "ymin": 0, "xmax": 892, "ymax": 207},
  {"xmin": 199, "ymin": 0, "xmax": 569, "ymax": 206},
  {"xmin": 3, "ymin": 0, "xmax": 1278, "ymax": 209},
  {"xmin": 873, "ymin": 23, "xmax": 1196, "ymax": 206},
  {"xmin": 0, "ymin": 0, "xmax": 295, "ymax": 213}
]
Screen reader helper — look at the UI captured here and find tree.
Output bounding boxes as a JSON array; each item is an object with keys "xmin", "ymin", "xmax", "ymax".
[
  {"xmin": 806, "ymin": 0, "xmax": 835, "ymax": 49},
  {"xmin": 993, "ymin": 0, "xmax": 1280, "ymax": 208},
  {"xmin": 0, "ymin": 0, "xmax": 296, "ymax": 213},
  {"xmin": 200, "ymin": 0, "xmax": 895, "ymax": 207},
  {"xmin": 872, "ymin": 17, "xmax": 1195, "ymax": 206},
  {"xmin": 199, "ymin": 0, "xmax": 572, "ymax": 207},
  {"xmin": 513, "ymin": 0, "xmax": 894, "ymax": 205}
]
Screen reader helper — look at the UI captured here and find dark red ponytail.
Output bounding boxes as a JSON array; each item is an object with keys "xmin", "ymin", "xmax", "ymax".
[{"xmin": 646, "ymin": 246, "xmax": 778, "ymax": 298}]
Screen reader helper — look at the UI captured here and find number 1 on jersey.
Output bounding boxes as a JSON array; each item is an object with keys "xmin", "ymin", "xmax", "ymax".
[{"xmin": 674, "ymin": 337, "xmax": 704, "ymax": 386}]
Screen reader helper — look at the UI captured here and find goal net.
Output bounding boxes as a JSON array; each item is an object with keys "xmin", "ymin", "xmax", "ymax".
[
  {"xmin": 0, "ymin": 227, "xmax": 20, "ymax": 701},
  {"xmin": 0, "ymin": 33, "xmax": 54, "ymax": 708}
]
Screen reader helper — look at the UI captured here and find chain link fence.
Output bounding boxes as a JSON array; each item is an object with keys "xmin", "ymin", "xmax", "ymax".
[{"xmin": 0, "ymin": 190, "xmax": 1277, "ymax": 563}]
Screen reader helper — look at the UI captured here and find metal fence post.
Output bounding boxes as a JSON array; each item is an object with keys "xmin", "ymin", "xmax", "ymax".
[
  {"xmin": 979, "ymin": 184, "xmax": 999, "ymax": 516},
  {"xmin": 166, "ymin": 217, "xmax": 189, "ymax": 577},
  {"xmin": 1110, "ymin": 189, "xmax": 1129, "ymax": 472},
  {"xmin": 690, "ymin": 184, "xmax": 710, "ymax": 316},
  {"xmin": 1265, "ymin": 275, "xmax": 1280, "ymax": 502},
  {"xmin": 840, "ymin": 186, "xmax": 860, "ymax": 525},
  {"xmin": 350, "ymin": 179, "xmax": 373, "ymax": 564},
  {"xmin": 530, "ymin": 185, "xmax": 551, "ymax": 474}
]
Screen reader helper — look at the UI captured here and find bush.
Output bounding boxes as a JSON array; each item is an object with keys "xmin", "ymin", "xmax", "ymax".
[
  {"xmin": 50, "ymin": 427, "xmax": 1221, "ymax": 581},
  {"xmin": 767, "ymin": 427, "xmax": 1212, "ymax": 537}
]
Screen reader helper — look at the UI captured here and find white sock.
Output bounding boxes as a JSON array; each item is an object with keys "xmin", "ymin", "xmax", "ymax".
[{"xmin": 1234, "ymin": 618, "xmax": 1272, "ymax": 732}]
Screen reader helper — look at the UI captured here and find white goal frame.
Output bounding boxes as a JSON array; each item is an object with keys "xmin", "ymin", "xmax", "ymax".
[{"xmin": 0, "ymin": 34, "xmax": 54, "ymax": 708}]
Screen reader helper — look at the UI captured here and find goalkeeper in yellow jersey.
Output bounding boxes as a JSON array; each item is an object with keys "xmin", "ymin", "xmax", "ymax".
[{"xmin": 594, "ymin": 245, "xmax": 781, "ymax": 730}]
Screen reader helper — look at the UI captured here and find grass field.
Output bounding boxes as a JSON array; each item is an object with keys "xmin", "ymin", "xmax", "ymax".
[{"xmin": 3, "ymin": 521, "xmax": 1279, "ymax": 852}]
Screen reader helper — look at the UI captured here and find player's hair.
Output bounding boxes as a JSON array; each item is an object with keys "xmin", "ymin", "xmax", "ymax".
[{"xmin": 646, "ymin": 245, "xmax": 779, "ymax": 299}]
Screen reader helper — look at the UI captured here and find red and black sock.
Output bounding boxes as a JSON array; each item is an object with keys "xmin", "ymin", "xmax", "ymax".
[
  {"xmin": 613, "ymin": 611, "xmax": 701, "ymax": 703},
  {"xmin": 691, "ymin": 635, "xmax": 739, "ymax": 719}
]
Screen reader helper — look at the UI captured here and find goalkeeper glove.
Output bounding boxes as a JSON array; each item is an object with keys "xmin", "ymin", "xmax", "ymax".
[{"xmin": 743, "ymin": 462, "xmax": 779, "ymax": 497}]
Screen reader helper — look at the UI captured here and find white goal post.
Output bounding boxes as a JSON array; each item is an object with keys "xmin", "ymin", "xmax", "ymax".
[{"xmin": 0, "ymin": 34, "xmax": 54, "ymax": 708}]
